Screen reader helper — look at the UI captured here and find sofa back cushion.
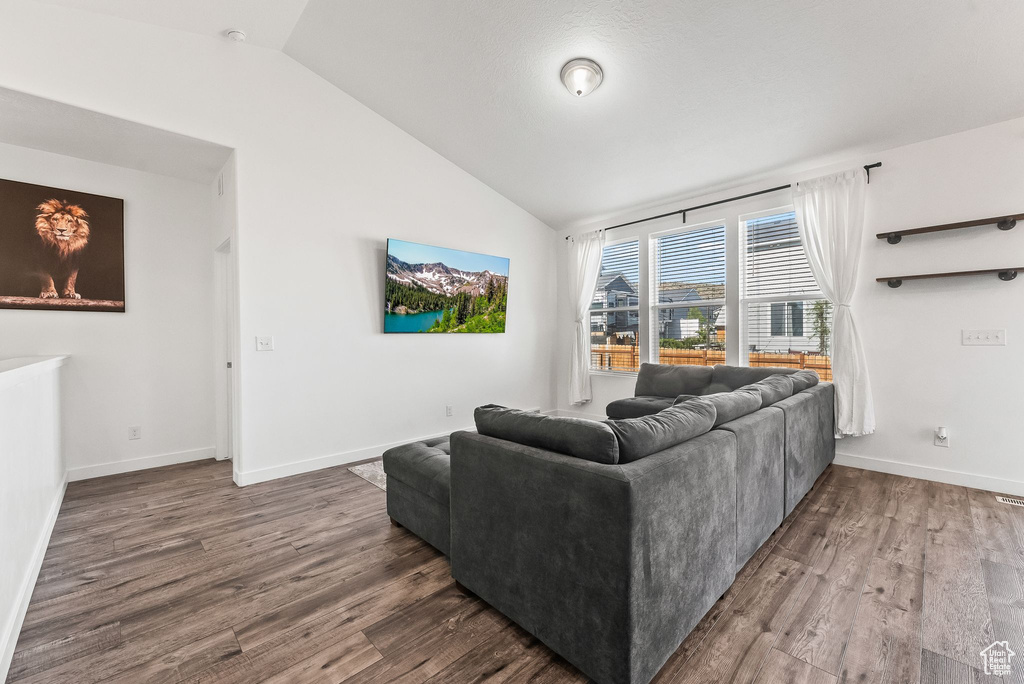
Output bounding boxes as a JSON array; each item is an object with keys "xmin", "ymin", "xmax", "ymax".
[
  {"xmin": 789, "ymin": 369, "xmax": 820, "ymax": 393},
  {"xmin": 474, "ymin": 405, "xmax": 619, "ymax": 465},
  {"xmin": 634, "ymin": 363, "xmax": 713, "ymax": 398},
  {"xmin": 681, "ymin": 387, "xmax": 763, "ymax": 427},
  {"xmin": 605, "ymin": 399, "xmax": 717, "ymax": 463},
  {"xmin": 702, "ymin": 365, "xmax": 799, "ymax": 395},
  {"xmin": 750, "ymin": 374, "xmax": 795, "ymax": 407}
]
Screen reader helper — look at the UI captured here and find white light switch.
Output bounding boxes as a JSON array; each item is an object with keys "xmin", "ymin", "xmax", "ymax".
[
  {"xmin": 962, "ymin": 329, "xmax": 1006, "ymax": 346},
  {"xmin": 256, "ymin": 336, "xmax": 275, "ymax": 351}
]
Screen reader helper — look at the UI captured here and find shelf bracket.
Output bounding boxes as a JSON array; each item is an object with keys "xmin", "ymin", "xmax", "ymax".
[
  {"xmin": 999, "ymin": 270, "xmax": 1018, "ymax": 282},
  {"xmin": 998, "ymin": 218, "xmax": 1017, "ymax": 231},
  {"xmin": 887, "ymin": 279, "xmax": 903, "ymax": 288},
  {"xmin": 886, "ymin": 232, "xmax": 902, "ymax": 245}
]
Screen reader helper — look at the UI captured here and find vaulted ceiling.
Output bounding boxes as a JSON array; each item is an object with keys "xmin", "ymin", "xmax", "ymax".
[{"xmin": 33, "ymin": 0, "xmax": 1024, "ymax": 227}]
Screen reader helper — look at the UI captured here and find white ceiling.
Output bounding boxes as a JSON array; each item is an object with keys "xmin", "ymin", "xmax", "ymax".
[
  {"xmin": 37, "ymin": 0, "xmax": 309, "ymax": 50},
  {"xmin": 284, "ymin": 0, "xmax": 1024, "ymax": 227},
  {"xmin": 25, "ymin": 0, "xmax": 1024, "ymax": 227},
  {"xmin": 0, "ymin": 88, "xmax": 233, "ymax": 183}
]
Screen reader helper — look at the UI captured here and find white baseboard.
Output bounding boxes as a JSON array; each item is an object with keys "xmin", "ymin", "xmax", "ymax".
[
  {"xmin": 67, "ymin": 447, "xmax": 216, "ymax": 482},
  {"xmin": 233, "ymin": 407, "xmax": 552, "ymax": 487},
  {"xmin": 1, "ymin": 473, "xmax": 67, "ymax": 681},
  {"xmin": 233, "ymin": 428, "xmax": 472, "ymax": 487},
  {"xmin": 835, "ymin": 452, "xmax": 1024, "ymax": 497}
]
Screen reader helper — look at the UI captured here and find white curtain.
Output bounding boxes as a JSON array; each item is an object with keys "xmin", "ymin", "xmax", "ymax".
[
  {"xmin": 568, "ymin": 230, "xmax": 605, "ymax": 405},
  {"xmin": 793, "ymin": 169, "xmax": 875, "ymax": 437}
]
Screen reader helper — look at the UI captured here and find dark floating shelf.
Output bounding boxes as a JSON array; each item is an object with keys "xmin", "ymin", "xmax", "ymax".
[
  {"xmin": 878, "ymin": 213, "xmax": 1022, "ymax": 244},
  {"xmin": 878, "ymin": 268, "xmax": 1022, "ymax": 288}
]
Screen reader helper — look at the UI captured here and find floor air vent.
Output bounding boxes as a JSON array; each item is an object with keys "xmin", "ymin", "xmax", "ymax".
[{"xmin": 996, "ymin": 496, "xmax": 1024, "ymax": 507}]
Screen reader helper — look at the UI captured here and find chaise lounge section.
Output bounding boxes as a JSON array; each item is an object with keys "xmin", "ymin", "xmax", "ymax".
[{"xmin": 381, "ymin": 436, "xmax": 452, "ymax": 555}]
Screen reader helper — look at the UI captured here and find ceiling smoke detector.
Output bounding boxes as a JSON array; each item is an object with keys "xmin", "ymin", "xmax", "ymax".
[
  {"xmin": 226, "ymin": 29, "xmax": 247, "ymax": 43},
  {"xmin": 560, "ymin": 58, "xmax": 603, "ymax": 97}
]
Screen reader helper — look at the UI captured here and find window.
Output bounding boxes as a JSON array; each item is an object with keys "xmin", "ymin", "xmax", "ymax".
[
  {"xmin": 653, "ymin": 224, "xmax": 726, "ymax": 367},
  {"xmin": 770, "ymin": 302, "xmax": 804, "ymax": 337},
  {"xmin": 742, "ymin": 211, "xmax": 832, "ymax": 380},
  {"xmin": 590, "ymin": 240, "xmax": 640, "ymax": 372},
  {"xmin": 584, "ymin": 204, "xmax": 830, "ymax": 381}
]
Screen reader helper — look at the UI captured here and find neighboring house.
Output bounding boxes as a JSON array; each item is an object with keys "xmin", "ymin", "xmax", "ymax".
[
  {"xmin": 744, "ymin": 224, "xmax": 830, "ymax": 355},
  {"xmin": 746, "ymin": 300, "xmax": 825, "ymax": 354},
  {"xmin": 591, "ymin": 272, "xmax": 639, "ymax": 342},
  {"xmin": 656, "ymin": 287, "xmax": 725, "ymax": 346},
  {"xmin": 657, "ymin": 287, "xmax": 704, "ymax": 340}
]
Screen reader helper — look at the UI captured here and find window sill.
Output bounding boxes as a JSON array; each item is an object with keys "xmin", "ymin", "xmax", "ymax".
[{"xmin": 589, "ymin": 369, "xmax": 638, "ymax": 378}]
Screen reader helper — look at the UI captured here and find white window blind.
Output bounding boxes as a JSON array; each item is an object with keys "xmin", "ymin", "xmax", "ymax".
[
  {"xmin": 653, "ymin": 224, "xmax": 726, "ymax": 365},
  {"xmin": 742, "ymin": 211, "xmax": 832, "ymax": 379},
  {"xmin": 744, "ymin": 212, "xmax": 818, "ymax": 298},
  {"xmin": 655, "ymin": 225, "xmax": 726, "ymax": 303}
]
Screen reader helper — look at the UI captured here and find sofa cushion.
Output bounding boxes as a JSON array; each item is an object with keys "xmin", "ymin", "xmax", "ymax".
[
  {"xmin": 382, "ymin": 437, "xmax": 452, "ymax": 505},
  {"xmin": 474, "ymin": 405, "xmax": 619, "ymax": 465},
  {"xmin": 605, "ymin": 399, "xmax": 717, "ymax": 463},
  {"xmin": 606, "ymin": 395, "xmax": 677, "ymax": 420},
  {"xmin": 751, "ymin": 374, "xmax": 795, "ymax": 407},
  {"xmin": 789, "ymin": 369, "xmax": 820, "ymax": 393},
  {"xmin": 687, "ymin": 387, "xmax": 763, "ymax": 427},
  {"xmin": 634, "ymin": 363, "xmax": 713, "ymax": 398},
  {"xmin": 701, "ymin": 365, "xmax": 799, "ymax": 395}
]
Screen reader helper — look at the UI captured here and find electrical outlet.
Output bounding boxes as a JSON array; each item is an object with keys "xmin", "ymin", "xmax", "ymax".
[
  {"xmin": 445, "ymin": 405, "xmax": 453, "ymax": 417},
  {"xmin": 962, "ymin": 329, "xmax": 1006, "ymax": 346},
  {"xmin": 934, "ymin": 427, "xmax": 949, "ymax": 448},
  {"xmin": 128, "ymin": 426, "xmax": 142, "ymax": 441},
  {"xmin": 256, "ymin": 336, "xmax": 274, "ymax": 351}
]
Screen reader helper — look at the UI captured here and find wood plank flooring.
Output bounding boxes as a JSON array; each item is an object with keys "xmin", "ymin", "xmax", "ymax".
[{"xmin": 8, "ymin": 459, "xmax": 1023, "ymax": 683}]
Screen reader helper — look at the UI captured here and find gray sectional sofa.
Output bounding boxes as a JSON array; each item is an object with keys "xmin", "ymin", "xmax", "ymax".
[{"xmin": 382, "ymin": 363, "xmax": 835, "ymax": 684}]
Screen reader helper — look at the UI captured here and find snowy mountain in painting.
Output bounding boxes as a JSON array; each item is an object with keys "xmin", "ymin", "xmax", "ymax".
[{"xmin": 386, "ymin": 254, "xmax": 506, "ymax": 297}]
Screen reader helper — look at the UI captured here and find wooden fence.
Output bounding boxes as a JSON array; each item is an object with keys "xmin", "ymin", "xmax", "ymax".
[{"xmin": 591, "ymin": 344, "xmax": 832, "ymax": 381}]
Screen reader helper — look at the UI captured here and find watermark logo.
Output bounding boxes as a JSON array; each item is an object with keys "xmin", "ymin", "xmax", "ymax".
[{"xmin": 981, "ymin": 641, "xmax": 1015, "ymax": 677}]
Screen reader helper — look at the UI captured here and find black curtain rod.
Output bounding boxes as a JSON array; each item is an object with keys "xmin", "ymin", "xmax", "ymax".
[{"xmin": 566, "ymin": 162, "xmax": 881, "ymax": 239}]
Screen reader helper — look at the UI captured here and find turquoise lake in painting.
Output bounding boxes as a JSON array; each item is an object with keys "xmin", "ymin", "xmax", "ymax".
[{"xmin": 384, "ymin": 310, "xmax": 444, "ymax": 333}]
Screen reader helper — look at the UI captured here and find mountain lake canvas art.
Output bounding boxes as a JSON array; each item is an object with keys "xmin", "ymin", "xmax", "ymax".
[{"xmin": 384, "ymin": 239, "xmax": 509, "ymax": 333}]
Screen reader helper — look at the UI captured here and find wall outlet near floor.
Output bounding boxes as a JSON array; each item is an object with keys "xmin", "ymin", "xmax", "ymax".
[
  {"xmin": 962, "ymin": 329, "xmax": 1006, "ymax": 346},
  {"xmin": 445, "ymin": 405, "xmax": 453, "ymax": 417},
  {"xmin": 256, "ymin": 336, "xmax": 274, "ymax": 351},
  {"xmin": 934, "ymin": 426, "xmax": 949, "ymax": 448},
  {"xmin": 128, "ymin": 426, "xmax": 142, "ymax": 441}
]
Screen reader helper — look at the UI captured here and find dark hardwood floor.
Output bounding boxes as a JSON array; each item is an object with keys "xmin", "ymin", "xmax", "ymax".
[{"xmin": 7, "ymin": 458, "xmax": 1021, "ymax": 683}]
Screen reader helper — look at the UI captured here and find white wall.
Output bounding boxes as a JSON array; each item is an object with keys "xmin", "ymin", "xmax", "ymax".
[
  {"xmin": 0, "ymin": 142, "xmax": 218, "ymax": 479},
  {"xmin": 558, "ymin": 117, "xmax": 1024, "ymax": 494},
  {"xmin": 847, "ymin": 118, "xmax": 1024, "ymax": 493},
  {"xmin": 0, "ymin": 357, "xmax": 66, "ymax": 678},
  {"xmin": 0, "ymin": 1, "xmax": 559, "ymax": 484}
]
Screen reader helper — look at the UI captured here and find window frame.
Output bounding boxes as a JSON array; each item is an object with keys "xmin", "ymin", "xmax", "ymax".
[
  {"xmin": 738, "ymin": 206, "xmax": 828, "ymax": 365},
  {"xmin": 584, "ymin": 195, "xmax": 829, "ymax": 376},
  {"xmin": 589, "ymin": 235, "xmax": 643, "ymax": 375},
  {"xmin": 649, "ymin": 219, "xmax": 728, "ymax": 365}
]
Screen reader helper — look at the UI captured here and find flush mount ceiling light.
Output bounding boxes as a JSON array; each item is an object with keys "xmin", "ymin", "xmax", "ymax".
[
  {"xmin": 225, "ymin": 29, "xmax": 247, "ymax": 43},
  {"xmin": 560, "ymin": 58, "xmax": 603, "ymax": 97}
]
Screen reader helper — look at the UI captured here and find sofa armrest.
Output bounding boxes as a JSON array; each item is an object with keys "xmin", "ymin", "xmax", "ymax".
[{"xmin": 449, "ymin": 429, "xmax": 737, "ymax": 684}]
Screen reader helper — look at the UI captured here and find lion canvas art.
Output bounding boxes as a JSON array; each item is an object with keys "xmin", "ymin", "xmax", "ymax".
[{"xmin": 0, "ymin": 178, "xmax": 124, "ymax": 312}]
